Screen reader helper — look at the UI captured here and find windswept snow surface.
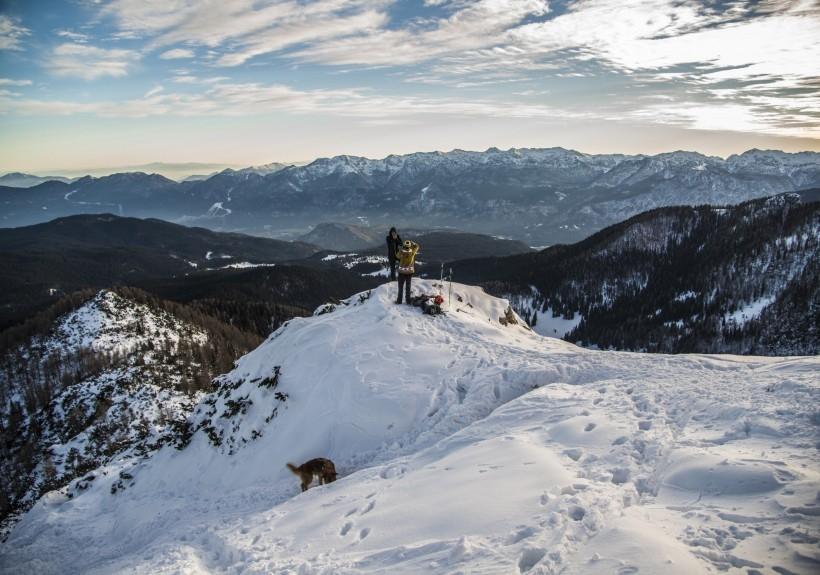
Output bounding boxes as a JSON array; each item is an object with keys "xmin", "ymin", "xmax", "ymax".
[{"xmin": 2, "ymin": 281, "xmax": 818, "ymax": 575}]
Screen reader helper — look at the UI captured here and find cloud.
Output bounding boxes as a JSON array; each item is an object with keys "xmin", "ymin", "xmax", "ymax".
[
  {"xmin": 56, "ymin": 29, "xmax": 90, "ymax": 43},
  {"xmin": 291, "ymin": 0, "xmax": 550, "ymax": 67},
  {"xmin": 0, "ymin": 15, "xmax": 30, "ymax": 50},
  {"xmin": 102, "ymin": 0, "xmax": 394, "ymax": 65},
  {"xmin": 213, "ymin": 9, "xmax": 388, "ymax": 67},
  {"xmin": 160, "ymin": 48, "xmax": 195, "ymax": 59},
  {"xmin": 509, "ymin": 0, "xmax": 820, "ymax": 81},
  {"xmin": 47, "ymin": 43, "xmax": 141, "ymax": 80},
  {"xmin": 144, "ymin": 85, "xmax": 164, "ymax": 98},
  {"xmin": 11, "ymin": 0, "xmax": 819, "ymax": 140},
  {"xmin": 0, "ymin": 78, "xmax": 579, "ymax": 122},
  {"xmin": 0, "ymin": 78, "xmax": 32, "ymax": 87},
  {"xmin": 172, "ymin": 74, "xmax": 198, "ymax": 83}
]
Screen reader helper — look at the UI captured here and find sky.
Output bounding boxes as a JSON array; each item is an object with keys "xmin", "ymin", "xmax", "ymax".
[{"xmin": 0, "ymin": 0, "xmax": 818, "ymax": 176}]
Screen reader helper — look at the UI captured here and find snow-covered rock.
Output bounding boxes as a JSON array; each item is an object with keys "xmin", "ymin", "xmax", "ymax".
[{"xmin": 1, "ymin": 282, "xmax": 817, "ymax": 574}]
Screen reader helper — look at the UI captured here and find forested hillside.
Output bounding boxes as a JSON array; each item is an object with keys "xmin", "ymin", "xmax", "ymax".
[
  {"xmin": 453, "ymin": 192, "xmax": 819, "ymax": 354},
  {"xmin": 0, "ymin": 289, "xmax": 261, "ymax": 536}
]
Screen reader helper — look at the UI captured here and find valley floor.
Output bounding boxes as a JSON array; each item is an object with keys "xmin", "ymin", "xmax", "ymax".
[{"xmin": 1, "ymin": 282, "xmax": 818, "ymax": 574}]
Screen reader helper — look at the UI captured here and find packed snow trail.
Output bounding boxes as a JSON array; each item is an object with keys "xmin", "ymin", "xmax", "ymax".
[{"xmin": 1, "ymin": 281, "xmax": 818, "ymax": 574}]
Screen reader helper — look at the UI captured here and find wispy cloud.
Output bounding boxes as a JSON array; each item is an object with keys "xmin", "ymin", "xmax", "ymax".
[
  {"xmin": 160, "ymin": 48, "xmax": 195, "ymax": 59},
  {"xmin": 0, "ymin": 78, "xmax": 32, "ymax": 87},
  {"xmin": 102, "ymin": 0, "xmax": 392, "ymax": 65},
  {"xmin": 292, "ymin": 0, "xmax": 550, "ymax": 67},
  {"xmin": 0, "ymin": 14, "xmax": 30, "ymax": 50},
  {"xmin": 0, "ymin": 78, "xmax": 580, "ymax": 123},
  {"xmin": 47, "ymin": 43, "xmax": 141, "ymax": 80},
  {"xmin": 214, "ymin": 9, "xmax": 388, "ymax": 67},
  {"xmin": 56, "ymin": 29, "xmax": 90, "ymax": 43}
]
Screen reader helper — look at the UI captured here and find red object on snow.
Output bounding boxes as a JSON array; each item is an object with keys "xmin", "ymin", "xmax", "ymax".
[{"xmin": 434, "ymin": 295, "xmax": 444, "ymax": 305}]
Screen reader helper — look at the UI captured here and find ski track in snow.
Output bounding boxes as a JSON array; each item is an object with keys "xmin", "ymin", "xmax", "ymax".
[{"xmin": 1, "ymin": 281, "xmax": 818, "ymax": 575}]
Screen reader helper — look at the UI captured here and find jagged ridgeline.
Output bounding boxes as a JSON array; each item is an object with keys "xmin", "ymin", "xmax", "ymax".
[
  {"xmin": 453, "ymin": 193, "xmax": 819, "ymax": 354},
  {"xmin": 0, "ymin": 288, "xmax": 261, "ymax": 536},
  {"xmin": 3, "ymin": 149, "xmax": 819, "ymax": 245}
]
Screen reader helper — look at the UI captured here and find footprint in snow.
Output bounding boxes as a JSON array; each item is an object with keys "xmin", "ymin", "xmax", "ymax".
[
  {"xmin": 638, "ymin": 420, "xmax": 653, "ymax": 431},
  {"xmin": 361, "ymin": 500, "xmax": 375, "ymax": 515},
  {"xmin": 359, "ymin": 527, "xmax": 370, "ymax": 540},
  {"xmin": 564, "ymin": 448, "xmax": 584, "ymax": 461},
  {"xmin": 611, "ymin": 467, "xmax": 631, "ymax": 485},
  {"xmin": 568, "ymin": 505, "xmax": 586, "ymax": 521},
  {"xmin": 517, "ymin": 547, "xmax": 547, "ymax": 573},
  {"xmin": 506, "ymin": 525, "xmax": 537, "ymax": 545},
  {"xmin": 584, "ymin": 422, "xmax": 597, "ymax": 432},
  {"xmin": 340, "ymin": 521, "xmax": 353, "ymax": 536}
]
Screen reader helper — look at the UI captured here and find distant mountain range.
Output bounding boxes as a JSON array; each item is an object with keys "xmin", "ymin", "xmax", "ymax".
[
  {"xmin": 452, "ymin": 190, "xmax": 820, "ymax": 355},
  {"xmin": 3, "ymin": 148, "xmax": 819, "ymax": 244},
  {"xmin": 0, "ymin": 172, "xmax": 75, "ymax": 188}
]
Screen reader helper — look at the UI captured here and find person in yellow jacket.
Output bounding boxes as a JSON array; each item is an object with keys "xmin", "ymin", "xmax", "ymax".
[{"xmin": 395, "ymin": 239, "xmax": 420, "ymax": 304}]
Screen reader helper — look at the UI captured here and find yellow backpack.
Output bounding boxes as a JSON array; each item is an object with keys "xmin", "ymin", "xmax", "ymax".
[{"xmin": 397, "ymin": 242, "xmax": 419, "ymax": 274}]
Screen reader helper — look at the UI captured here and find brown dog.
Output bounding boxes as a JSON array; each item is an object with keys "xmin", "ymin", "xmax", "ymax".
[{"xmin": 287, "ymin": 458, "xmax": 338, "ymax": 492}]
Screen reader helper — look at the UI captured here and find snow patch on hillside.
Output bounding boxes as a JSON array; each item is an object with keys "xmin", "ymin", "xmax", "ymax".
[
  {"xmin": 218, "ymin": 261, "xmax": 277, "ymax": 270},
  {"xmin": 532, "ymin": 306, "xmax": 583, "ymax": 339},
  {"xmin": 724, "ymin": 295, "xmax": 777, "ymax": 326}
]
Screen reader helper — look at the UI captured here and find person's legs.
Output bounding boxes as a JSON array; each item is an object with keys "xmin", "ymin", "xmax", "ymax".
[
  {"xmin": 396, "ymin": 274, "xmax": 406, "ymax": 303},
  {"xmin": 405, "ymin": 273, "xmax": 412, "ymax": 302},
  {"xmin": 389, "ymin": 259, "xmax": 397, "ymax": 281}
]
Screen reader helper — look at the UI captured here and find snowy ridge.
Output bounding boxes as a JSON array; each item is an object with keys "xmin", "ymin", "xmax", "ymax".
[
  {"xmin": 47, "ymin": 290, "xmax": 207, "ymax": 354},
  {"xmin": 0, "ymin": 291, "xmax": 210, "ymax": 537},
  {"xmin": 1, "ymin": 282, "xmax": 818, "ymax": 574}
]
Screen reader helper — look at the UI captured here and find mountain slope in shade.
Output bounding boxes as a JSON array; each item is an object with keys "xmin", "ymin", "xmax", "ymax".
[
  {"xmin": 0, "ymin": 213, "xmax": 319, "ymax": 329},
  {"xmin": 1, "ymin": 281, "xmax": 817, "ymax": 574},
  {"xmin": 452, "ymin": 192, "xmax": 820, "ymax": 355},
  {"xmin": 298, "ymin": 222, "xmax": 383, "ymax": 251}
]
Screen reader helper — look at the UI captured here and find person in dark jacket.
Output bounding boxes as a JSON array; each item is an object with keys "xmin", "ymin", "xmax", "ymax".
[{"xmin": 386, "ymin": 227, "xmax": 402, "ymax": 281}]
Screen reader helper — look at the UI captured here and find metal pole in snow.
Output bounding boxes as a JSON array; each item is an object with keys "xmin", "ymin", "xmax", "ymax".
[
  {"xmin": 440, "ymin": 263, "xmax": 444, "ymax": 296},
  {"xmin": 448, "ymin": 267, "xmax": 453, "ymax": 311}
]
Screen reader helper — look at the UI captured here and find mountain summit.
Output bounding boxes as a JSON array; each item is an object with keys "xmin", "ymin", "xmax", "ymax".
[{"xmin": 2, "ymin": 281, "xmax": 817, "ymax": 574}]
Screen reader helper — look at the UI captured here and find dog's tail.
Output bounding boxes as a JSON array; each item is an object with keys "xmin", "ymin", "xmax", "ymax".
[{"xmin": 286, "ymin": 462, "xmax": 300, "ymax": 475}]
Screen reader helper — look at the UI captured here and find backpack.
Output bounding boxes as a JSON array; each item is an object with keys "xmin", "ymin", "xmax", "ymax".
[{"xmin": 397, "ymin": 243, "xmax": 419, "ymax": 274}]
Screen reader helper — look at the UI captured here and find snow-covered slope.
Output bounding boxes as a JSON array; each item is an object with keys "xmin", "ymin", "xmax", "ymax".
[{"xmin": 1, "ymin": 282, "xmax": 818, "ymax": 574}]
